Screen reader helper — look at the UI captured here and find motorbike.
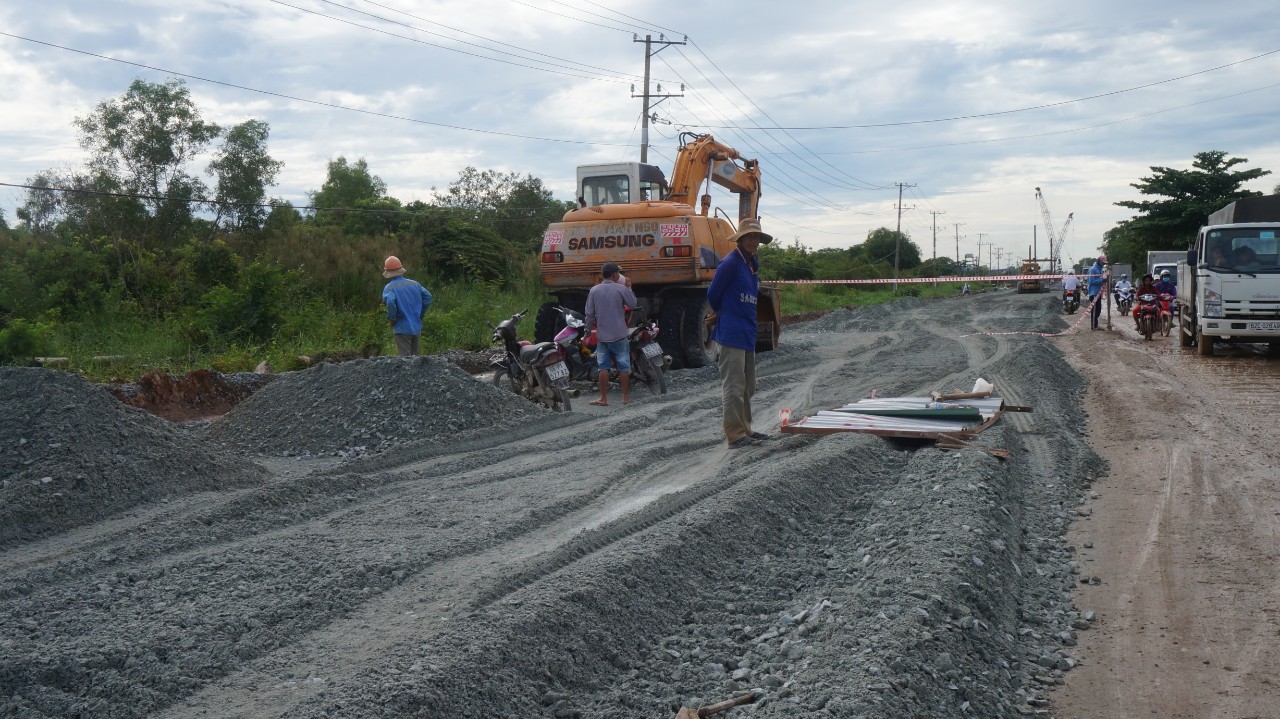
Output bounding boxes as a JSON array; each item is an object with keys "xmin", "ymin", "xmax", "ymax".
[
  {"xmin": 624, "ymin": 317, "xmax": 669, "ymax": 396},
  {"xmin": 1114, "ymin": 286, "xmax": 1135, "ymax": 316},
  {"xmin": 1157, "ymin": 292, "xmax": 1175, "ymax": 337},
  {"xmin": 490, "ymin": 309, "xmax": 573, "ymax": 412},
  {"xmin": 1134, "ymin": 293, "xmax": 1160, "ymax": 341},
  {"xmin": 552, "ymin": 306, "xmax": 669, "ymax": 396},
  {"xmin": 1062, "ymin": 287, "xmax": 1080, "ymax": 314}
]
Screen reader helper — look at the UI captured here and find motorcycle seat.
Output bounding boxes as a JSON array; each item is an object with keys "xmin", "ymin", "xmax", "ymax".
[{"xmin": 519, "ymin": 343, "xmax": 556, "ymax": 364}]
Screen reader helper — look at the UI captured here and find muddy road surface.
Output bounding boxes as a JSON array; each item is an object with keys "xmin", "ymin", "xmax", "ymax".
[{"xmin": 2, "ymin": 290, "xmax": 1268, "ymax": 718}]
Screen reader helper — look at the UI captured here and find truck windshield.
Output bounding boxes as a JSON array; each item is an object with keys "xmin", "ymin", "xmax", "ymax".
[{"xmin": 1204, "ymin": 228, "xmax": 1280, "ymax": 272}]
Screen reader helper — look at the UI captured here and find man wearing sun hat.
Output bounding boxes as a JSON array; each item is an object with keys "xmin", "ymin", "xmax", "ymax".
[
  {"xmin": 706, "ymin": 218, "xmax": 773, "ymax": 449},
  {"xmin": 380, "ymin": 255, "xmax": 433, "ymax": 356}
]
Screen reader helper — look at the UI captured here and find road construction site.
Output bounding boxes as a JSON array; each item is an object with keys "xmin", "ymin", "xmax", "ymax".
[{"xmin": 4, "ymin": 288, "xmax": 1273, "ymax": 718}]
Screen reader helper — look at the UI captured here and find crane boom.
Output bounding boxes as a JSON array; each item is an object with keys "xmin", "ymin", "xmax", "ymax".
[{"xmin": 1034, "ymin": 187, "xmax": 1072, "ymax": 273}]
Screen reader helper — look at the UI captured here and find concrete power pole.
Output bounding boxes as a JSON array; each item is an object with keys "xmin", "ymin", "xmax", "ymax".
[
  {"xmin": 954, "ymin": 223, "xmax": 965, "ymax": 272},
  {"xmin": 893, "ymin": 182, "xmax": 916, "ymax": 292},
  {"xmin": 632, "ymin": 35, "xmax": 685, "ymax": 163},
  {"xmin": 929, "ymin": 210, "xmax": 946, "ymax": 283}
]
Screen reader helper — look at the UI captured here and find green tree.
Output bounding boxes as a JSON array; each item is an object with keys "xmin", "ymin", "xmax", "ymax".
[
  {"xmin": 1106, "ymin": 150, "xmax": 1271, "ymax": 265},
  {"xmin": 310, "ymin": 156, "xmax": 389, "ymax": 231},
  {"xmin": 433, "ymin": 167, "xmax": 574, "ymax": 252},
  {"xmin": 859, "ymin": 227, "xmax": 921, "ymax": 269},
  {"xmin": 74, "ymin": 78, "xmax": 220, "ymax": 244},
  {"xmin": 208, "ymin": 119, "xmax": 283, "ymax": 232}
]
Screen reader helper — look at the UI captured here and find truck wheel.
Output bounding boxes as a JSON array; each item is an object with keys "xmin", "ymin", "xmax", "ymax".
[
  {"xmin": 658, "ymin": 300, "xmax": 686, "ymax": 369},
  {"xmin": 1178, "ymin": 317, "xmax": 1193, "ymax": 347},
  {"xmin": 534, "ymin": 302, "xmax": 561, "ymax": 344},
  {"xmin": 1196, "ymin": 328, "xmax": 1214, "ymax": 356},
  {"xmin": 678, "ymin": 295, "xmax": 714, "ymax": 369}
]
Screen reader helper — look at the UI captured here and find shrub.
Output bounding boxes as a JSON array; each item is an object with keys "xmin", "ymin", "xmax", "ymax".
[{"xmin": 0, "ymin": 319, "xmax": 48, "ymax": 364}]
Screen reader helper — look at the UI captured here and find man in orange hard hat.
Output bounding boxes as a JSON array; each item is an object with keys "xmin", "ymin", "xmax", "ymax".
[{"xmin": 380, "ymin": 256, "xmax": 433, "ymax": 356}]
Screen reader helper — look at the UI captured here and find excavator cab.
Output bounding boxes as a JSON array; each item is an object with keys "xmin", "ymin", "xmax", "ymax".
[{"xmin": 576, "ymin": 162, "xmax": 669, "ymax": 207}]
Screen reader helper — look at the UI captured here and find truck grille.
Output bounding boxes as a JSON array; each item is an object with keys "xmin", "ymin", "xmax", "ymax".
[{"xmin": 1224, "ymin": 299, "xmax": 1280, "ymax": 319}]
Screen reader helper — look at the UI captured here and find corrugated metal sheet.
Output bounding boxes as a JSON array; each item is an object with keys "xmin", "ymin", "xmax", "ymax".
[{"xmin": 781, "ymin": 395, "xmax": 1007, "ymax": 438}]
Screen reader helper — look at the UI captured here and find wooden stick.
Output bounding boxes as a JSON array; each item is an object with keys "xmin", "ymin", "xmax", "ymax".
[{"xmin": 697, "ymin": 693, "xmax": 758, "ymax": 717}]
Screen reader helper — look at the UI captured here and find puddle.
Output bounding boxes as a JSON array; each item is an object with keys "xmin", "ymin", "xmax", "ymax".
[{"xmin": 1174, "ymin": 341, "xmax": 1280, "ymax": 407}]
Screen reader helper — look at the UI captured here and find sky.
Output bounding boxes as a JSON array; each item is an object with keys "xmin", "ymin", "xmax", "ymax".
[{"xmin": 3, "ymin": 0, "xmax": 1279, "ymax": 269}]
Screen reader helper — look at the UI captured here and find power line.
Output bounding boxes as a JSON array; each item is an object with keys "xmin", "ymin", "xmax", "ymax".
[
  {"xmin": 0, "ymin": 32, "xmax": 631, "ymax": 148},
  {"xmin": 681, "ymin": 47, "xmax": 1280, "ymax": 130},
  {"xmin": 267, "ymin": 0, "xmax": 634, "ymax": 84}
]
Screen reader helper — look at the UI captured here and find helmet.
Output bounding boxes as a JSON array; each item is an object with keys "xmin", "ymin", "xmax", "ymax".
[
  {"xmin": 1097, "ymin": 254, "xmax": 1108, "ymax": 264},
  {"xmin": 1160, "ymin": 269, "xmax": 1170, "ymax": 278},
  {"xmin": 383, "ymin": 255, "xmax": 406, "ymax": 278},
  {"xmin": 1067, "ymin": 269, "xmax": 1075, "ymax": 275},
  {"xmin": 1121, "ymin": 273, "xmax": 1128, "ymax": 280}
]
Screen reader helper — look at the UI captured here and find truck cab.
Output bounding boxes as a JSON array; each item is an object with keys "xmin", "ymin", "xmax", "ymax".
[{"xmin": 1176, "ymin": 196, "xmax": 1280, "ymax": 355}]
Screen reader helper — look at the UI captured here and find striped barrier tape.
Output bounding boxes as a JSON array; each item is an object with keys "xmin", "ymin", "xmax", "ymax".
[{"xmin": 767, "ymin": 274, "xmax": 1070, "ymax": 285}]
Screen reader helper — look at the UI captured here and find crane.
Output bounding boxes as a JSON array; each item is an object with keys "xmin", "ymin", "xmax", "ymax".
[{"xmin": 1035, "ymin": 187, "xmax": 1073, "ymax": 274}]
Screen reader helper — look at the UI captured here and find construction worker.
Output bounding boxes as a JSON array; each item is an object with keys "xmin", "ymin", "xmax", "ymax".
[
  {"xmin": 707, "ymin": 218, "xmax": 773, "ymax": 449},
  {"xmin": 380, "ymin": 256, "xmax": 433, "ymax": 356}
]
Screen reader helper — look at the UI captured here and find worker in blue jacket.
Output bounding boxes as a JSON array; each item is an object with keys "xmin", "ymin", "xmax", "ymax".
[
  {"xmin": 381, "ymin": 255, "xmax": 434, "ymax": 356},
  {"xmin": 707, "ymin": 218, "xmax": 773, "ymax": 449},
  {"xmin": 1086, "ymin": 254, "xmax": 1108, "ymax": 330}
]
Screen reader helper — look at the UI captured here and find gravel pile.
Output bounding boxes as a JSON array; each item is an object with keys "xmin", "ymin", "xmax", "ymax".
[
  {"xmin": 205, "ymin": 355, "xmax": 552, "ymax": 457},
  {"xmin": 0, "ymin": 367, "xmax": 267, "ymax": 548}
]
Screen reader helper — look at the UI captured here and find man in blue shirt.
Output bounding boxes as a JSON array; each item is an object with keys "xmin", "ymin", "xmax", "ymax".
[
  {"xmin": 381, "ymin": 255, "xmax": 433, "ymax": 356},
  {"xmin": 707, "ymin": 218, "xmax": 773, "ymax": 449},
  {"xmin": 1086, "ymin": 254, "xmax": 1108, "ymax": 330}
]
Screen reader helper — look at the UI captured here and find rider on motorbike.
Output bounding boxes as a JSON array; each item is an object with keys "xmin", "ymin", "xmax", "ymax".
[
  {"xmin": 1062, "ymin": 269, "xmax": 1079, "ymax": 295},
  {"xmin": 1134, "ymin": 273, "xmax": 1158, "ymax": 331},
  {"xmin": 1154, "ymin": 269, "xmax": 1176, "ymax": 295},
  {"xmin": 1112, "ymin": 273, "xmax": 1132, "ymax": 304}
]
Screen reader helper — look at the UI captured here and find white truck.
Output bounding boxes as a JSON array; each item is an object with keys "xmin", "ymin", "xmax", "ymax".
[
  {"xmin": 1148, "ymin": 250, "xmax": 1183, "ymax": 282},
  {"xmin": 1176, "ymin": 195, "xmax": 1280, "ymax": 355}
]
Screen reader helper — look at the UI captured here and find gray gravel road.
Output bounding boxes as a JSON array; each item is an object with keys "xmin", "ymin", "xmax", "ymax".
[{"xmin": 1, "ymin": 290, "xmax": 1104, "ymax": 718}]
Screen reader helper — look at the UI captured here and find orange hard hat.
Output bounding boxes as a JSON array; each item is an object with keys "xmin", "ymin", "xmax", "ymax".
[{"xmin": 383, "ymin": 255, "xmax": 406, "ymax": 278}]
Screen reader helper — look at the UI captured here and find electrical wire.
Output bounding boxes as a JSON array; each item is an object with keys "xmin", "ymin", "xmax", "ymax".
[
  {"xmin": 680, "ymin": 47, "xmax": 1280, "ymax": 130},
  {"xmin": 266, "ymin": 0, "xmax": 633, "ymax": 84},
  {"xmin": 0, "ymin": 32, "xmax": 632, "ymax": 148}
]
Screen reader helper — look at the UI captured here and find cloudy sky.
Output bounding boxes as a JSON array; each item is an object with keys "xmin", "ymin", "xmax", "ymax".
[{"xmin": 3, "ymin": 0, "xmax": 1278, "ymax": 267}]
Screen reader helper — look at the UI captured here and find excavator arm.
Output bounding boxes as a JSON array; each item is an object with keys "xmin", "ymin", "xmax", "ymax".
[{"xmin": 665, "ymin": 132, "xmax": 762, "ymax": 221}]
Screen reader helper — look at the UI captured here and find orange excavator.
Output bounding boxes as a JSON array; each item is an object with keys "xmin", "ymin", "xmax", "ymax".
[{"xmin": 536, "ymin": 132, "xmax": 781, "ymax": 369}]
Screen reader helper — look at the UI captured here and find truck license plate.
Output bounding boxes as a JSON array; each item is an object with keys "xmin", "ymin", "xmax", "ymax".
[
  {"xmin": 642, "ymin": 342, "xmax": 663, "ymax": 359},
  {"xmin": 545, "ymin": 361, "xmax": 569, "ymax": 380},
  {"xmin": 1249, "ymin": 321, "xmax": 1280, "ymax": 331}
]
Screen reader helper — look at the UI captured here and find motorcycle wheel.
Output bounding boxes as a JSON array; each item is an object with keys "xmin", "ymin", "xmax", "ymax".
[
  {"xmin": 1161, "ymin": 315, "xmax": 1172, "ymax": 337},
  {"xmin": 651, "ymin": 357, "xmax": 668, "ymax": 395},
  {"xmin": 630, "ymin": 352, "xmax": 660, "ymax": 396},
  {"xmin": 1142, "ymin": 316, "xmax": 1154, "ymax": 341},
  {"xmin": 555, "ymin": 386, "xmax": 572, "ymax": 413},
  {"xmin": 492, "ymin": 369, "xmax": 518, "ymax": 394}
]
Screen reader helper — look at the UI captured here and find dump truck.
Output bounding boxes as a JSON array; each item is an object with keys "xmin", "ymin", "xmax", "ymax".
[
  {"xmin": 1175, "ymin": 195, "xmax": 1280, "ymax": 355},
  {"xmin": 536, "ymin": 132, "xmax": 780, "ymax": 368}
]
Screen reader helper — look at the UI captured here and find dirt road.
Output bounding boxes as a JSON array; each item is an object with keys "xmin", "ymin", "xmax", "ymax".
[
  {"xmin": 2, "ymin": 290, "xmax": 1273, "ymax": 718},
  {"xmin": 1052, "ymin": 314, "xmax": 1280, "ymax": 718}
]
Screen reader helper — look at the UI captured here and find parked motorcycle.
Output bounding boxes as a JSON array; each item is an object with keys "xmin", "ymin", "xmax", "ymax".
[
  {"xmin": 490, "ymin": 309, "xmax": 573, "ymax": 412},
  {"xmin": 625, "ymin": 317, "xmax": 669, "ymax": 395},
  {"xmin": 1135, "ymin": 293, "xmax": 1160, "ymax": 341},
  {"xmin": 1062, "ymin": 288, "xmax": 1080, "ymax": 314},
  {"xmin": 1115, "ymin": 286, "xmax": 1135, "ymax": 316},
  {"xmin": 552, "ymin": 305, "xmax": 668, "ymax": 396},
  {"xmin": 1157, "ymin": 292, "xmax": 1175, "ymax": 337}
]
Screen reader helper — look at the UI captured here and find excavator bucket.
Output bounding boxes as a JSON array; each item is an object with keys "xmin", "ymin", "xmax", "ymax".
[{"xmin": 755, "ymin": 285, "xmax": 781, "ymax": 352}]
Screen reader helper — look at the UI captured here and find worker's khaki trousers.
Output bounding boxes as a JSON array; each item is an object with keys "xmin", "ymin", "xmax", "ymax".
[{"xmin": 717, "ymin": 346, "xmax": 756, "ymax": 443}]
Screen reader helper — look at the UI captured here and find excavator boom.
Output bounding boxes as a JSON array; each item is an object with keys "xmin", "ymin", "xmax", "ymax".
[{"xmin": 665, "ymin": 133, "xmax": 762, "ymax": 221}]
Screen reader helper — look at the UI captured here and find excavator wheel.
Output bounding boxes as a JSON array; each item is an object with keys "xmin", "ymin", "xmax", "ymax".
[{"xmin": 677, "ymin": 295, "xmax": 715, "ymax": 369}]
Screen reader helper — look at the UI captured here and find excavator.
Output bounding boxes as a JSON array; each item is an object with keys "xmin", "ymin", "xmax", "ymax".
[{"xmin": 536, "ymin": 132, "xmax": 781, "ymax": 368}]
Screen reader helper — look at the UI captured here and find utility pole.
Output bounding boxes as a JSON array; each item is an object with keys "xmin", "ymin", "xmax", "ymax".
[
  {"xmin": 893, "ymin": 182, "xmax": 916, "ymax": 292},
  {"xmin": 954, "ymin": 223, "xmax": 965, "ymax": 273},
  {"xmin": 976, "ymin": 233, "xmax": 988, "ymax": 275},
  {"xmin": 929, "ymin": 210, "xmax": 946, "ymax": 283},
  {"xmin": 632, "ymin": 34, "xmax": 685, "ymax": 163}
]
